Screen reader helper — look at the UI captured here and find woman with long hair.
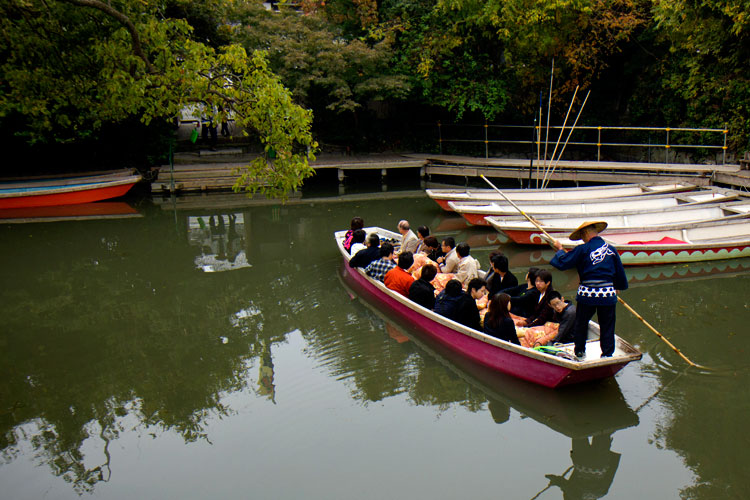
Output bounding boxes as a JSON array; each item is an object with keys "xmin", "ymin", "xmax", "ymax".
[{"xmin": 483, "ymin": 293, "xmax": 520, "ymax": 345}]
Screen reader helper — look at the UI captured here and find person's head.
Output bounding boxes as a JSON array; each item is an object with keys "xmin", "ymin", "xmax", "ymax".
[
  {"xmin": 526, "ymin": 266, "xmax": 540, "ymax": 286},
  {"xmin": 352, "ymin": 229, "xmax": 366, "ymax": 245},
  {"xmin": 441, "ymin": 237, "xmax": 456, "ymax": 253},
  {"xmin": 397, "ymin": 251, "xmax": 414, "ymax": 270},
  {"xmin": 444, "ymin": 279, "xmax": 463, "ymax": 297},
  {"xmin": 535, "ymin": 269, "xmax": 553, "ymax": 294},
  {"xmin": 423, "ymin": 236, "xmax": 439, "ymax": 251},
  {"xmin": 487, "ymin": 293, "xmax": 512, "ymax": 326},
  {"xmin": 488, "ymin": 250, "xmax": 504, "ymax": 263},
  {"xmin": 456, "ymin": 242, "xmax": 471, "ymax": 258},
  {"xmin": 491, "ymin": 254, "xmax": 509, "ymax": 274},
  {"xmin": 350, "ymin": 217, "xmax": 364, "ymax": 231},
  {"xmin": 379, "ymin": 242, "xmax": 395, "ymax": 259},
  {"xmin": 367, "ymin": 233, "xmax": 380, "ymax": 248},
  {"xmin": 397, "ymin": 220, "xmax": 411, "ymax": 235},
  {"xmin": 547, "ymin": 291, "xmax": 567, "ymax": 313},
  {"xmin": 417, "ymin": 225, "xmax": 430, "ymax": 239},
  {"xmin": 420, "ymin": 264, "xmax": 437, "ymax": 282},
  {"xmin": 467, "ymin": 278, "xmax": 487, "ymax": 299}
]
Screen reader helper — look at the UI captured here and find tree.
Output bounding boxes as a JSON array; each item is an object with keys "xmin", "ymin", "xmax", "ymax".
[
  {"xmin": 230, "ymin": 3, "xmax": 410, "ymax": 119},
  {"xmin": 0, "ymin": 0, "xmax": 317, "ymax": 198},
  {"xmin": 651, "ymin": 0, "xmax": 750, "ymax": 150}
]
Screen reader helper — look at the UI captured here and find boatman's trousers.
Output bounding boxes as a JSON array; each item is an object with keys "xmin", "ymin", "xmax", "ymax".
[{"xmin": 574, "ymin": 302, "xmax": 616, "ymax": 357}]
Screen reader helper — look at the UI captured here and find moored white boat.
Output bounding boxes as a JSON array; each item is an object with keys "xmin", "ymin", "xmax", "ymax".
[
  {"xmin": 450, "ymin": 188, "xmax": 742, "ymax": 226},
  {"xmin": 486, "ymin": 200, "xmax": 750, "ymax": 245},
  {"xmin": 427, "ymin": 182, "xmax": 696, "ymax": 211},
  {"xmin": 336, "ymin": 226, "xmax": 642, "ymax": 388},
  {"xmin": 555, "ymin": 219, "xmax": 750, "ymax": 265}
]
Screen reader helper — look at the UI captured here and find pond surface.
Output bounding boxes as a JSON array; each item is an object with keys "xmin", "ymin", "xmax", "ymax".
[{"xmin": 1, "ymin": 186, "xmax": 749, "ymax": 499}]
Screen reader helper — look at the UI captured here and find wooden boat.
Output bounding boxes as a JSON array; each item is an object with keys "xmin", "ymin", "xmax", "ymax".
[
  {"xmin": 486, "ymin": 200, "xmax": 750, "ymax": 245},
  {"xmin": 450, "ymin": 188, "xmax": 741, "ymax": 226},
  {"xmin": 336, "ymin": 227, "xmax": 642, "ymax": 388},
  {"xmin": 0, "ymin": 172, "xmax": 141, "ymax": 209},
  {"xmin": 427, "ymin": 182, "xmax": 696, "ymax": 211},
  {"xmin": 557, "ymin": 219, "xmax": 750, "ymax": 265}
]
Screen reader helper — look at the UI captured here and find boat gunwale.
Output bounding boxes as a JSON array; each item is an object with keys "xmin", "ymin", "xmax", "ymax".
[{"xmin": 425, "ymin": 182, "xmax": 697, "ymax": 201}]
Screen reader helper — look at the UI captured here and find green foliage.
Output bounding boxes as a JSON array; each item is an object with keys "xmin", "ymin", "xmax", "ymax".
[
  {"xmin": 0, "ymin": 0, "xmax": 316, "ymax": 198},
  {"xmin": 651, "ymin": 0, "xmax": 750, "ymax": 149},
  {"xmin": 230, "ymin": 3, "xmax": 410, "ymax": 115}
]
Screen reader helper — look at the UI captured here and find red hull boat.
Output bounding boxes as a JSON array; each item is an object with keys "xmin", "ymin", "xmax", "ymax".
[{"xmin": 336, "ymin": 227, "xmax": 642, "ymax": 388}]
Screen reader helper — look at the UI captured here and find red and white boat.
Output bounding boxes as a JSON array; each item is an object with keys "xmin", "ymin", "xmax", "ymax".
[
  {"xmin": 0, "ymin": 172, "xmax": 141, "ymax": 209},
  {"xmin": 449, "ymin": 189, "xmax": 741, "ymax": 226},
  {"xmin": 485, "ymin": 200, "xmax": 750, "ymax": 245},
  {"xmin": 336, "ymin": 227, "xmax": 642, "ymax": 388},
  {"xmin": 556, "ymin": 219, "xmax": 750, "ymax": 265},
  {"xmin": 427, "ymin": 182, "xmax": 695, "ymax": 211}
]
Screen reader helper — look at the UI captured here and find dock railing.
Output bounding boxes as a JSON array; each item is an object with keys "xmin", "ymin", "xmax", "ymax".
[{"xmin": 436, "ymin": 122, "xmax": 729, "ymax": 165}]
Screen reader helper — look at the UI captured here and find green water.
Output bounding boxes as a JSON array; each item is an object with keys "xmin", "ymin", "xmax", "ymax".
[{"xmin": 0, "ymin": 191, "xmax": 749, "ymax": 499}]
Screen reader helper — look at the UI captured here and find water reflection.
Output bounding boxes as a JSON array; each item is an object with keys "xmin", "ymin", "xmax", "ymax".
[
  {"xmin": 1, "ymin": 192, "xmax": 748, "ymax": 498},
  {"xmin": 338, "ymin": 269, "xmax": 638, "ymax": 499},
  {"xmin": 189, "ymin": 213, "xmax": 250, "ymax": 272}
]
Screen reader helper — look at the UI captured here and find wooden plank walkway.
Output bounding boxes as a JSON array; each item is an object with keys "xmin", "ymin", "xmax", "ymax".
[{"xmin": 154, "ymin": 149, "xmax": 747, "ymax": 192}]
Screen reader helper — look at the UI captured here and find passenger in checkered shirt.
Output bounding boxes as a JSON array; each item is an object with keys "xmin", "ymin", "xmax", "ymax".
[{"xmin": 365, "ymin": 242, "xmax": 396, "ymax": 282}]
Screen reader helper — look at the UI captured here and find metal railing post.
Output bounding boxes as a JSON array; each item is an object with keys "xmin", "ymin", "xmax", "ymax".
[
  {"xmin": 597, "ymin": 127, "xmax": 602, "ymax": 161},
  {"xmin": 438, "ymin": 121, "xmax": 442, "ymax": 155},
  {"xmin": 484, "ymin": 120, "xmax": 490, "ymax": 159},
  {"xmin": 723, "ymin": 126, "xmax": 728, "ymax": 165},
  {"xmin": 665, "ymin": 127, "xmax": 670, "ymax": 164}
]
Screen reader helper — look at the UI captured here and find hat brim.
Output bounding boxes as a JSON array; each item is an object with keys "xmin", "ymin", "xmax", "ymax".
[{"xmin": 569, "ymin": 221, "xmax": 608, "ymax": 241}]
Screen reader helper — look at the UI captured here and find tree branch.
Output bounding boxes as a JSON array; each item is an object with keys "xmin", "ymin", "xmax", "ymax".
[{"xmin": 60, "ymin": 0, "xmax": 158, "ymax": 74}]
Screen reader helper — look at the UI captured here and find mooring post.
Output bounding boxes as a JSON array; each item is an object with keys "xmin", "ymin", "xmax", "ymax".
[{"xmin": 338, "ymin": 168, "xmax": 345, "ymax": 183}]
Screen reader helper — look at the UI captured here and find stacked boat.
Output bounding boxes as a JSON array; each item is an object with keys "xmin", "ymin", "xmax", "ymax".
[{"xmin": 427, "ymin": 183, "xmax": 750, "ymax": 265}]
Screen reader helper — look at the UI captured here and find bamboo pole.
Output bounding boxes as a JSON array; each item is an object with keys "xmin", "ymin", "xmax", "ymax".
[
  {"xmin": 541, "ymin": 86, "xmax": 578, "ymax": 185},
  {"xmin": 541, "ymin": 59, "xmax": 554, "ymax": 188},
  {"xmin": 479, "ymin": 174, "xmax": 709, "ymax": 370},
  {"xmin": 542, "ymin": 90, "xmax": 591, "ymax": 189}
]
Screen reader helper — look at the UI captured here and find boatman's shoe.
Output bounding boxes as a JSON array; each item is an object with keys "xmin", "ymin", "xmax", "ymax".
[{"xmin": 574, "ymin": 351, "xmax": 585, "ymax": 360}]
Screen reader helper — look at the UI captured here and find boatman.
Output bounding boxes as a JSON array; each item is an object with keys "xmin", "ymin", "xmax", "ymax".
[{"xmin": 550, "ymin": 221, "xmax": 628, "ymax": 359}]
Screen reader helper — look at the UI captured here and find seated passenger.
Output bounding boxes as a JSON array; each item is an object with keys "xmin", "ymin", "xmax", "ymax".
[
  {"xmin": 349, "ymin": 233, "xmax": 380, "ymax": 268},
  {"xmin": 487, "ymin": 254, "xmax": 518, "ymax": 297},
  {"xmin": 365, "ymin": 242, "xmax": 396, "ymax": 281},
  {"xmin": 437, "ymin": 237, "xmax": 459, "ymax": 273},
  {"xmin": 409, "ymin": 263, "xmax": 438, "ymax": 310},
  {"xmin": 548, "ymin": 291, "xmax": 577, "ymax": 344},
  {"xmin": 343, "ymin": 216, "xmax": 364, "ymax": 252},
  {"xmin": 522, "ymin": 269, "xmax": 556, "ymax": 328},
  {"xmin": 384, "ymin": 252, "xmax": 415, "ymax": 297},
  {"xmin": 397, "ymin": 220, "xmax": 420, "ymax": 254},
  {"xmin": 508, "ymin": 267, "xmax": 541, "ymax": 317},
  {"xmin": 414, "ymin": 225, "xmax": 430, "ymax": 254},
  {"xmin": 453, "ymin": 278, "xmax": 488, "ymax": 331},
  {"xmin": 349, "ymin": 229, "xmax": 367, "ymax": 256},
  {"xmin": 434, "ymin": 279, "xmax": 464, "ymax": 321},
  {"xmin": 455, "ymin": 242, "xmax": 481, "ymax": 287},
  {"xmin": 421, "ymin": 236, "xmax": 443, "ymax": 263},
  {"xmin": 483, "ymin": 293, "xmax": 521, "ymax": 345}
]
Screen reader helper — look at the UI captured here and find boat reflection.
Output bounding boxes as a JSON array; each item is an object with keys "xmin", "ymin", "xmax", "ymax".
[
  {"xmin": 0, "ymin": 201, "xmax": 141, "ymax": 223},
  {"xmin": 338, "ymin": 271, "xmax": 636, "ymax": 498}
]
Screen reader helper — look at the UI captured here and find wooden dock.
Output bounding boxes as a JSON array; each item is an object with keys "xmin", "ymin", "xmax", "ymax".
[{"xmin": 154, "ymin": 150, "xmax": 749, "ymax": 192}]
